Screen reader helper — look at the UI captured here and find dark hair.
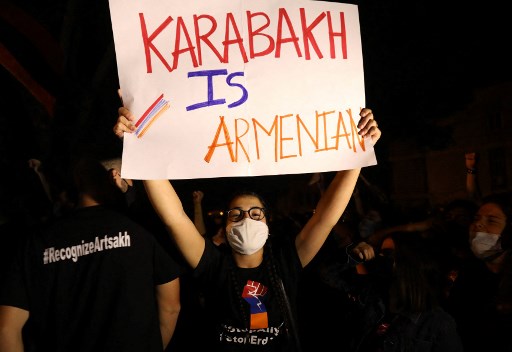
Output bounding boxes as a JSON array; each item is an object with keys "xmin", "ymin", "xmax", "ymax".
[
  {"xmin": 479, "ymin": 192, "xmax": 512, "ymax": 250},
  {"xmin": 224, "ymin": 190, "xmax": 301, "ymax": 349},
  {"xmin": 71, "ymin": 156, "xmax": 118, "ymax": 206},
  {"xmin": 223, "ymin": 190, "xmax": 270, "ymax": 225},
  {"xmin": 226, "ymin": 190, "xmax": 268, "ymax": 209}
]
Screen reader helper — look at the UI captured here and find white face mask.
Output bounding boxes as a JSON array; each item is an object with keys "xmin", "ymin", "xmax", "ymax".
[
  {"xmin": 470, "ymin": 231, "xmax": 503, "ymax": 260},
  {"xmin": 226, "ymin": 218, "xmax": 269, "ymax": 255}
]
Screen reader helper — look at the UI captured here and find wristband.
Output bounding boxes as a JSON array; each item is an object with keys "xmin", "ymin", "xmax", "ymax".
[{"xmin": 467, "ymin": 168, "xmax": 476, "ymax": 174}]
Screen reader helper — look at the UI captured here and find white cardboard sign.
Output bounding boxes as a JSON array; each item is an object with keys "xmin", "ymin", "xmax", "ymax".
[{"xmin": 109, "ymin": 0, "xmax": 376, "ymax": 179}]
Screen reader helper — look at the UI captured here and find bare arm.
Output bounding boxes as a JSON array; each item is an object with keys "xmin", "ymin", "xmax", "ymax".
[
  {"xmin": 156, "ymin": 279, "xmax": 181, "ymax": 349},
  {"xmin": 144, "ymin": 180, "xmax": 205, "ymax": 268},
  {"xmin": 465, "ymin": 152, "xmax": 481, "ymax": 202},
  {"xmin": 0, "ymin": 305, "xmax": 29, "ymax": 352},
  {"xmin": 295, "ymin": 108, "xmax": 381, "ymax": 266},
  {"xmin": 296, "ymin": 169, "xmax": 361, "ymax": 266},
  {"xmin": 114, "ymin": 106, "xmax": 206, "ymax": 268}
]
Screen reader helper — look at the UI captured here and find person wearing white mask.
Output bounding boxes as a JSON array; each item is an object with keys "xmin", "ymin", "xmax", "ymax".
[
  {"xmin": 445, "ymin": 192, "xmax": 512, "ymax": 352},
  {"xmin": 112, "ymin": 105, "xmax": 381, "ymax": 351}
]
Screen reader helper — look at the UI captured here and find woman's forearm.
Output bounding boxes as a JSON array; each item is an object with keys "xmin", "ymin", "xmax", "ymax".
[{"xmin": 143, "ymin": 180, "xmax": 205, "ymax": 268}]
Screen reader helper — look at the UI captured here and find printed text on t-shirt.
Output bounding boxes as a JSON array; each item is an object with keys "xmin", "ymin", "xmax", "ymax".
[{"xmin": 42, "ymin": 231, "xmax": 131, "ymax": 264}]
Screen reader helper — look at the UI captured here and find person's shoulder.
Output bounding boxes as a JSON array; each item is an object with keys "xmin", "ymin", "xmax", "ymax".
[
  {"xmin": 79, "ymin": 205, "xmax": 138, "ymax": 222},
  {"xmin": 58, "ymin": 205, "xmax": 152, "ymax": 234}
]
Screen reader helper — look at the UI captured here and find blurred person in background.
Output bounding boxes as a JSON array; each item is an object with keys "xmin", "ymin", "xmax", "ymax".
[{"xmin": 444, "ymin": 192, "xmax": 512, "ymax": 352}]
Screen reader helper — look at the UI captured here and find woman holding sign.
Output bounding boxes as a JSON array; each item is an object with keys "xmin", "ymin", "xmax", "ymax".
[{"xmin": 114, "ymin": 106, "xmax": 381, "ymax": 351}]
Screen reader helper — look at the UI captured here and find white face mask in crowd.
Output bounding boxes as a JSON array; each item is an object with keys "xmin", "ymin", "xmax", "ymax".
[
  {"xmin": 469, "ymin": 231, "xmax": 503, "ymax": 261},
  {"xmin": 226, "ymin": 218, "xmax": 269, "ymax": 255}
]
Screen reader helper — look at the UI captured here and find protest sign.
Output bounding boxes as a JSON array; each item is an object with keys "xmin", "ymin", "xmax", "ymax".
[{"xmin": 109, "ymin": 0, "xmax": 376, "ymax": 179}]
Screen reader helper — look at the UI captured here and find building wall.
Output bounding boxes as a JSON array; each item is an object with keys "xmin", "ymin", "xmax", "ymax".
[{"xmin": 387, "ymin": 82, "xmax": 512, "ymax": 211}]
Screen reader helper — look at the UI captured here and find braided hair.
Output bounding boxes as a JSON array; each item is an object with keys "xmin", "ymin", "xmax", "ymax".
[{"xmin": 225, "ymin": 190, "xmax": 302, "ymax": 351}]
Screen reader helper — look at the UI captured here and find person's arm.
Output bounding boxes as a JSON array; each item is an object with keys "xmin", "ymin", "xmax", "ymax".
[
  {"xmin": 295, "ymin": 108, "xmax": 381, "ymax": 267},
  {"xmin": 350, "ymin": 241, "xmax": 375, "ymax": 261},
  {"xmin": 465, "ymin": 152, "xmax": 481, "ymax": 202},
  {"xmin": 156, "ymin": 279, "xmax": 181, "ymax": 349},
  {"xmin": 146, "ymin": 180, "xmax": 206, "ymax": 268},
  {"xmin": 347, "ymin": 241, "xmax": 375, "ymax": 275},
  {"xmin": 192, "ymin": 191, "xmax": 207, "ymax": 236},
  {"xmin": 115, "ymin": 107, "xmax": 207, "ymax": 269},
  {"xmin": 0, "ymin": 305, "xmax": 29, "ymax": 352}
]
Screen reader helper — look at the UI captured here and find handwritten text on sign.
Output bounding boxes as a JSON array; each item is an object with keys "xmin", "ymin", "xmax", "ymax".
[{"xmin": 109, "ymin": 0, "xmax": 375, "ymax": 179}]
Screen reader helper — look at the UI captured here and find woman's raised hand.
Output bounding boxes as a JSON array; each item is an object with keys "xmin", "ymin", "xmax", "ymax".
[
  {"xmin": 357, "ymin": 108, "xmax": 381, "ymax": 144},
  {"xmin": 113, "ymin": 106, "xmax": 136, "ymax": 139}
]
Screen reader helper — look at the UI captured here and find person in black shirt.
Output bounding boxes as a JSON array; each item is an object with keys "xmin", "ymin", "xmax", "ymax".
[
  {"xmin": 113, "ymin": 106, "xmax": 381, "ymax": 351},
  {"xmin": 0, "ymin": 156, "xmax": 182, "ymax": 351}
]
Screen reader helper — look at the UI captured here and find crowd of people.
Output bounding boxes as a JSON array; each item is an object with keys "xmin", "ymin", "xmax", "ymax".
[{"xmin": 0, "ymin": 103, "xmax": 511, "ymax": 352}]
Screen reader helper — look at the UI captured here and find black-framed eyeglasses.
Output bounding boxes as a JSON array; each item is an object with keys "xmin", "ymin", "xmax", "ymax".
[{"xmin": 226, "ymin": 207, "xmax": 266, "ymax": 222}]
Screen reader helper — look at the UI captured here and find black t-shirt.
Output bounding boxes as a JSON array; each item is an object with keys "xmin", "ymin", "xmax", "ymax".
[
  {"xmin": 0, "ymin": 205, "xmax": 183, "ymax": 352},
  {"xmin": 194, "ymin": 234, "xmax": 302, "ymax": 351}
]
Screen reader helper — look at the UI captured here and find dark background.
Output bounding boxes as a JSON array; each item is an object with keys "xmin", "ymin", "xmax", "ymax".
[{"xmin": 1, "ymin": 0, "xmax": 510, "ymax": 213}]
